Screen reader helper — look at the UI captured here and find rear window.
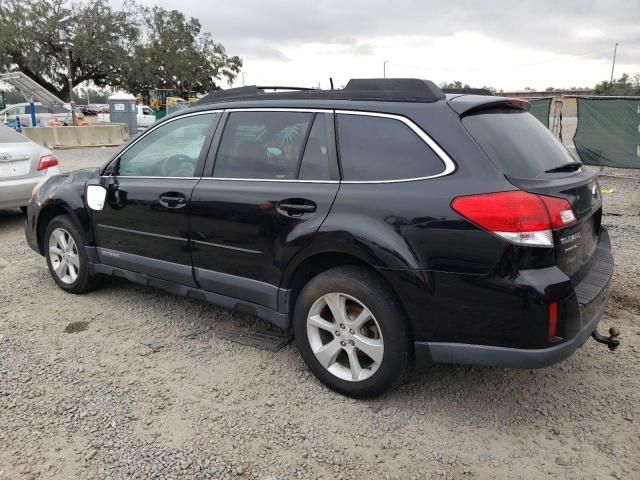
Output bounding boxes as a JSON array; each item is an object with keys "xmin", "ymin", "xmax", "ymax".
[{"xmin": 462, "ymin": 110, "xmax": 577, "ymax": 178}]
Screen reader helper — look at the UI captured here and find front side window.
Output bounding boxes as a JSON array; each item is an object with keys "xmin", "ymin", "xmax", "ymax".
[
  {"xmin": 214, "ymin": 111, "xmax": 313, "ymax": 179},
  {"xmin": 117, "ymin": 113, "xmax": 216, "ymax": 177},
  {"xmin": 337, "ymin": 114, "xmax": 445, "ymax": 181}
]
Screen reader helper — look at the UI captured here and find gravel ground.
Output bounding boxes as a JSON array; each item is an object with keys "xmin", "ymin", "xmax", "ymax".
[{"xmin": 0, "ymin": 148, "xmax": 639, "ymax": 480}]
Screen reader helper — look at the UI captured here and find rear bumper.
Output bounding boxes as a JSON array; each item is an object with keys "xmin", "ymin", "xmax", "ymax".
[
  {"xmin": 414, "ymin": 227, "xmax": 613, "ymax": 370},
  {"xmin": 0, "ymin": 176, "xmax": 40, "ymax": 209},
  {"xmin": 414, "ymin": 287, "xmax": 607, "ymax": 369},
  {"xmin": 0, "ymin": 167, "xmax": 59, "ymax": 210}
]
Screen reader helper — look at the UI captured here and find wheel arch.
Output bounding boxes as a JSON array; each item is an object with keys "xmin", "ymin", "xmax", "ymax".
[
  {"xmin": 36, "ymin": 201, "xmax": 86, "ymax": 255},
  {"xmin": 282, "ymin": 249, "xmax": 415, "ymax": 341}
]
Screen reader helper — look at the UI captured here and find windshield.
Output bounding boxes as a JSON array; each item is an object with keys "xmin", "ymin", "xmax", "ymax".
[
  {"xmin": 462, "ymin": 109, "xmax": 579, "ymax": 178},
  {"xmin": 0, "ymin": 124, "xmax": 29, "ymax": 143}
]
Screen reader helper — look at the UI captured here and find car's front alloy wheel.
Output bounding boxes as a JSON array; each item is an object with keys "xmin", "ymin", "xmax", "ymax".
[
  {"xmin": 44, "ymin": 215, "xmax": 97, "ymax": 294},
  {"xmin": 48, "ymin": 227, "xmax": 80, "ymax": 284}
]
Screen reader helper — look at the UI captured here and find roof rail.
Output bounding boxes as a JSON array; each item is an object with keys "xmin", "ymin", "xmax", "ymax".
[
  {"xmin": 256, "ymin": 86, "xmax": 317, "ymax": 91},
  {"xmin": 196, "ymin": 86, "xmax": 264, "ymax": 104},
  {"xmin": 195, "ymin": 78, "xmax": 446, "ymax": 106}
]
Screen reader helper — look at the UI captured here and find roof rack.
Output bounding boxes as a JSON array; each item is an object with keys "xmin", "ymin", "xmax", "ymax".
[{"xmin": 195, "ymin": 78, "xmax": 445, "ymax": 106}]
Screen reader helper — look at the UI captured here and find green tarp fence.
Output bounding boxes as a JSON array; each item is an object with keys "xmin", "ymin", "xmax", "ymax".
[
  {"xmin": 574, "ymin": 96, "xmax": 640, "ymax": 169},
  {"xmin": 526, "ymin": 98, "xmax": 552, "ymax": 128}
]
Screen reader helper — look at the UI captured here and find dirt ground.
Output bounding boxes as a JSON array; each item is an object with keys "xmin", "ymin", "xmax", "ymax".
[{"xmin": 0, "ymin": 148, "xmax": 639, "ymax": 480}]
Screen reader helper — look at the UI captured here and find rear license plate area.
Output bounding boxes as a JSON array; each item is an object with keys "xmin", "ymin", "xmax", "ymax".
[{"xmin": 0, "ymin": 159, "xmax": 30, "ymax": 177}]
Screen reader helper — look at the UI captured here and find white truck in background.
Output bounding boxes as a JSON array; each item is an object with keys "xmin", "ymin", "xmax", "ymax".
[{"xmin": 97, "ymin": 105, "xmax": 156, "ymax": 130}]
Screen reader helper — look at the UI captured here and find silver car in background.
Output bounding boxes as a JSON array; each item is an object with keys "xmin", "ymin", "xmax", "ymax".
[{"xmin": 0, "ymin": 124, "xmax": 60, "ymax": 212}]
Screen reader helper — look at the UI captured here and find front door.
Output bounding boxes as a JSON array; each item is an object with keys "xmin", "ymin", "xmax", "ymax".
[
  {"xmin": 93, "ymin": 111, "xmax": 220, "ymax": 285},
  {"xmin": 190, "ymin": 110, "xmax": 340, "ymax": 310}
]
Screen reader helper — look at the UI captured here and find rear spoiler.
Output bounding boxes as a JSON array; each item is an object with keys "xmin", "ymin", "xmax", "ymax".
[
  {"xmin": 442, "ymin": 88, "xmax": 494, "ymax": 96},
  {"xmin": 447, "ymin": 95, "xmax": 531, "ymax": 116}
]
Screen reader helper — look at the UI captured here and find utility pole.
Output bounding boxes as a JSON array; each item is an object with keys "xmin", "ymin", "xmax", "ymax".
[
  {"xmin": 610, "ymin": 42, "xmax": 619, "ymax": 84},
  {"xmin": 57, "ymin": 16, "xmax": 76, "ymax": 126},
  {"xmin": 383, "ymin": 60, "xmax": 388, "ymax": 78},
  {"xmin": 65, "ymin": 50, "xmax": 76, "ymax": 124},
  {"xmin": 241, "ymin": 72, "xmax": 245, "ymax": 86}
]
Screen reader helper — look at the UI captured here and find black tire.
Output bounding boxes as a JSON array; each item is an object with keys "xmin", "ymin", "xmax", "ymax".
[
  {"xmin": 294, "ymin": 266, "xmax": 411, "ymax": 398},
  {"xmin": 19, "ymin": 206, "xmax": 28, "ymax": 215},
  {"xmin": 44, "ymin": 215, "xmax": 98, "ymax": 294}
]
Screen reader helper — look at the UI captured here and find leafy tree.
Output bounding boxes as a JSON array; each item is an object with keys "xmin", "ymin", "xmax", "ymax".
[
  {"xmin": 0, "ymin": 0, "xmax": 140, "ymax": 101},
  {"xmin": 122, "ymin": 6, "xmax": 242, "ymax": 96},
  {"xmin": 77, "ymin": 85, "xmax": 113, "ymax": 104},
  {"xmin": 594, "ymin": 73, "xmax": 640, "ymax": 96},
  {"xmin": 0, "ymin": 1, "xmax": 241, "ymax": 101},
  {"xmin": 0, "ymin": 88, "xmax": 25, "ymax": 104},
  {"xmin": 440, "ymin": 80, "xmax": 470, "ymax": 89}
]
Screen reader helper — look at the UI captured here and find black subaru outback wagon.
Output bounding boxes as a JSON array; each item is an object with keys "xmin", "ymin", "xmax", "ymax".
[{"xmin": 25, "ymin": 79, "xmax": 616, "ymax": 397}]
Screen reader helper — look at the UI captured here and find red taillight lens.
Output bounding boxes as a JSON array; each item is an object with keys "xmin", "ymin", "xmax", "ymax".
[
  {"xmin": 37, "ymin": 154, "xmax": 59, "ymax": 171},
  {"xmin": 548, "ymin": 302, "xmax": 559, "ymax": 339},
  {"xmin": 451, "ymin": 191, "xmax": 576, "ymax": 247},
  {"xmin": 539, "ymin": 195, "xmax": 577, "ymax": 229}
]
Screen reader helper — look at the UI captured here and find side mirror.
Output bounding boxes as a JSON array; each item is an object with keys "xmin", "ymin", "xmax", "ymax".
[{"xmin": 86, "ymin": 184, "xmax": 107, "ymax": 210}]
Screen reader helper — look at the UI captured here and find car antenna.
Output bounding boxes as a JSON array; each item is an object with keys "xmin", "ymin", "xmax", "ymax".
[{"xmin": 329, "ymin": 77, "xmax": 334, "ymax": 90}]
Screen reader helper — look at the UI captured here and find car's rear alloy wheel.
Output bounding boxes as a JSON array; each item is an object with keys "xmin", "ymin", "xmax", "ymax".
[
  {"xmin": 294, "ymin": 266, "xmax": 410, "ymax": 397},
  {"xmin": 48, "ymin": 227, "xmax": 80, "ymax": 285},
  {"xmin": 307, "ymin": 292, "xmax": 384, "ymax": 382}
]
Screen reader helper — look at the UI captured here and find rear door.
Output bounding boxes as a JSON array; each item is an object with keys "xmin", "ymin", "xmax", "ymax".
[
  {"xmin": 93, "ymin": 111, "xmax": 220, "ymax": 285},
  {"xmin": 461, "ymin": 108, "xmax": 603, "ymax": 284},
  {"xmin": 189, "ymin": 109, "xmax": 339, "ymax": 310}
]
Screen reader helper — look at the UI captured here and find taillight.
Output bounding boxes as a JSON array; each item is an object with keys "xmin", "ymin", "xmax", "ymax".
[
  {"xmin": 451, "ymin": 191, "xmax": 576, "ymax": 247},
  {"xmin": 37, "ymin": 154, "xmax": 59, "ymax": 171}
]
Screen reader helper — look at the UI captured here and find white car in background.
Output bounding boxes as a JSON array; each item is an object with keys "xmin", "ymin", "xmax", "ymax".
[
  {"xmin": 0, "ymin": 124, "xmax": 60, "ymax": 212},
  {"xmin": 97, "ymin": 105, "xmax": 156, "ymax": 130},
  {"xmin": 0, "ymin": 102, "xmax": 85, "ymax": 127}
]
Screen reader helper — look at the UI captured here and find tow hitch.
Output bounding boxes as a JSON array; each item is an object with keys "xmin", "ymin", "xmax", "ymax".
[{"xmin": 591, "ymin": 327, "xmax": 621, "ymax": 351}]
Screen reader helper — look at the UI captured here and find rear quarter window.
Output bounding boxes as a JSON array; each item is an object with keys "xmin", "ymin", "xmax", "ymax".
[
  {"xmin": 462, "ymin": 109, "xmax": 577, "ymax": 178},
  {"xmin": 336, "ymin": 114, "xmax": 446, "ymax": 181}
]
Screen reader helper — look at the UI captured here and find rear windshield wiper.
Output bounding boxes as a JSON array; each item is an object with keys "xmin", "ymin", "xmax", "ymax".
[{"xmin": 544, "ymin": 162, "xmax": 582, "ymax": 173}]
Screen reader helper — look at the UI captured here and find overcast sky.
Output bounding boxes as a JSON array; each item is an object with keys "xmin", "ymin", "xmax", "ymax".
[{"xmin": 134, "ymin": 0, "xmax": 640, "ymax": 91}]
